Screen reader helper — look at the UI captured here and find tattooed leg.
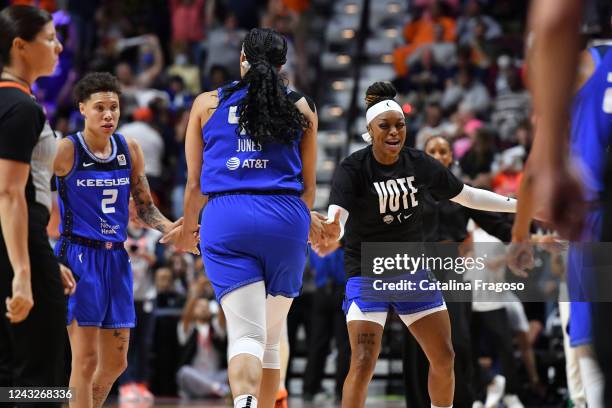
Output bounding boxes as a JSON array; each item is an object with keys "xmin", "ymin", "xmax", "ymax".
[
  {"xmin": 91, "ymin": 328, "xmax": 130, "ymax": 408},
  {"xmin": 342, "ymin": 320, "xmax": 385, "ymax": 408}
]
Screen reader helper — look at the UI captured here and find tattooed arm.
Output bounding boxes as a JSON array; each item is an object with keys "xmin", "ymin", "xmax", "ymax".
[{"xmin": 127, "ymin": 138, "xmax": 175, "ymax": 233}]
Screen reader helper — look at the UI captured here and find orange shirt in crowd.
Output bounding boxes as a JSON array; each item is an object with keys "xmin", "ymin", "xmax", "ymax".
[
  {"xmin": 10, "ymin": 0, "xmax": 56, "ymax": 11},
  {"xmin": 282, "ymin": 0, "xmax": 309, "ymax": 13},
  {"xmin": 393, "ymin": 15, "xmax": 456, "ymax": 76},
  {"xmin": 492, "ymin": 171, "xmax": 523, "ymax": 197}
]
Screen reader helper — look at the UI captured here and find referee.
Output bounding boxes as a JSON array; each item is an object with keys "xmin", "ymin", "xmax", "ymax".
[{"xmin": 0, "ymin": 5, "xmax": 72, "ymax": 399}]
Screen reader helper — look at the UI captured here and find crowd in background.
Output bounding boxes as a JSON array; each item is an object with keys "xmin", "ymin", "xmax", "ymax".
[{"xmin": 0, "ymin": 0, "xmax": 601, "ymax": 405}]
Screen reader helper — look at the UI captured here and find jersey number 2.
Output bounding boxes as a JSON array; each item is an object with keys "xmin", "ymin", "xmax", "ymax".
[{"xmin": 102, "ymin": 189, "xmax": 118, "ymax": 214}]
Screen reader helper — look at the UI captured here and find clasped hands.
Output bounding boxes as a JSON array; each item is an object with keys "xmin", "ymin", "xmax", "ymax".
[{"xmin": 309, "ymin": 211, "xmax": 341, "ymax": 257}]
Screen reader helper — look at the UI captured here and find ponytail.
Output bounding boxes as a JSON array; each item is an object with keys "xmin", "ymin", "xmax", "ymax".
[{"xmin": 222, "ymin": 28, "xmax": 309, "ymax": 145}]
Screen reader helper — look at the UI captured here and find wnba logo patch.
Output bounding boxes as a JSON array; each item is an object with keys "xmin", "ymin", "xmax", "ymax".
[{"xmin": 226, "ymin": 157, "xmax": 240, "ymax": 170}]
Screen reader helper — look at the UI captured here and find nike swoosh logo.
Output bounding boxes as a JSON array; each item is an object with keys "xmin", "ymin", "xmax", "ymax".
[
  {"xmin": 403, "ymin": 213, "xmax": 413, "ymax": 220},
  {"xmin": 83, "ymin": 162, "xmax": 95, "ymax": 167}
]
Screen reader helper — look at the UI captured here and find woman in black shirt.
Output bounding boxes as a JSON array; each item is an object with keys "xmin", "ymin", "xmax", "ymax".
[
  {"xmin": 0, "ymin": 5, "xmax": 73, "ymax": 393},
  {"xmin": 327, "ymin": 82, "xmax": 517, "ymax": 408}
]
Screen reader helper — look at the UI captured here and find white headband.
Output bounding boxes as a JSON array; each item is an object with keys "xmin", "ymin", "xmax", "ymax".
[{"xmin": 361, "ymin": 99, "xmax": 404, "ymax": 144}]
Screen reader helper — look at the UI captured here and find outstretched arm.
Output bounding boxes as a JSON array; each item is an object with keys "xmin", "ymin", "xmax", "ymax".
[
  {"xmin": 127, "ymin": 138, "xmax": 177, "ymax": 234},
  {"xmin": 450, "ymin": 184, "xmax": 516, "ymax": 213}
]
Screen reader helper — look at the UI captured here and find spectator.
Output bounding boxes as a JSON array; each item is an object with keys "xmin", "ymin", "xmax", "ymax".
[
  {"xmin": 393, "ymin": 0, "xmax": 456, "ymax": 77},
  {"xmin": 169, "ymin": 0, "xmax": 206, "ymax": 50},
  {"xmin": 118, "ymin": 107, "xmax": 165, "ymax": 193},
  {"xmin": 492, "ymin": 120, "xmax": 532, "ymax": 173},
  {"xmin": 397, "ymin": 47, "xmax": 448, "ymax": 94},
  {"xmin": 167, "ymin": 46, "xmax": 202, "ymax": 96},
  {"xmin": 442, "ymin": 65, "xmax": 491, "ymax": 115},
  {"xmin": 113, "ymin": 34, "xmax": 167, "ymax": 111},
  {"xmin": 166, "ymin": 75, "xmax": 195, "ymax": 111},
  {"xmin": 491, "ymin": 69, "xmax": 531, "ymax": 142},
  {"xmin": 169, "ymin": 252, "xmax": 196, "ymax": 295},
  {"xmin": 118, "ymin": 203, "xmax": 160, "ymax": 403},
  {"xmin": 202, "ymin": 10, "xmax": 247, "ymax": 80},
  {"xmin": 459, "ymin": 126, "xmax": 498, "ymax": 188},
  {"xmin": 202, "ymin": 64, "xmax": 230, "ymax": 92},
  {"xmin": 456, "ymin": 0, "xmax": 502, "ymax": 45},
  {"xmin": 302, "ymin": 243, "xmax": 350, "ymax": 402},
  {"xmin": 415, "ymin": 102, "xmax": 452, "ymax": 149},
  {"xmin": 176, "ymin": 277, "xmax": 229, "ymax": 399},
  {"xmin": 408, "ymin": 23, "xmax": 457, "ymax": 69},
  {"xmin": 155, "ymin": 266, "xmax": 185, "ymax": 308}
]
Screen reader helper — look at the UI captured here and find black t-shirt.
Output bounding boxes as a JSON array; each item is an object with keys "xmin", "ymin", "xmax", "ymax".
[
  {"xmin": 0, "ymin": 82, "xmax": 47, "ymax": 210},
  {"xmin": 329, "ymin": 146, "xmax": 464, "ymax": 277}
]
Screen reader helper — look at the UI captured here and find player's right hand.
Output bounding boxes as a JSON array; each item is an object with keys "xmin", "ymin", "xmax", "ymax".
[
  {"xmin": 506, "ymin": 240, "xmax": 535, "ymax": 278},
  {"xmin": 6, "ymin": 273, "xmax": 34, "ymax": 323},
  {"xmin": 59, "ymin": 263, "xmax": 77, "ymax": 296},
  {"xmin": 161, "ymin": 225, "xmax": 200, "ymax": 255}
]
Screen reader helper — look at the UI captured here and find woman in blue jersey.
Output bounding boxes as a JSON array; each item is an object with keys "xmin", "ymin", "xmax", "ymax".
[
  {"xmin": 53, "ymin": 72, "xmax": 183, "ymax": 408},
  {"xmin": 163, "ymin": 28, "xmax": 321, "ymax": 408}
]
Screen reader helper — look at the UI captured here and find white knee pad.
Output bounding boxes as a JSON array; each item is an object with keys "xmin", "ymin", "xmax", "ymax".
[
  {"xmin": 222, "ymin": 282, "xmax": 267, "ymax": 362},
  {"xmin": 262, "ymin": 295, "xmax": 293, "ymax": 369}
]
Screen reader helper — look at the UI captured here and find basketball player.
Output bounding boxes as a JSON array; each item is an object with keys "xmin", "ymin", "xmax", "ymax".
[
  {"xmin": 53, "ymin": 72, "xmax": 183, "ymax": 408},
  {"xmin": 163, "ymin": 28, "xmax": 321, "ymax": 408},
  {"xmin": 512, "ymin": 1, "xmax": 612, "ymax": 406},
  {"xmin": 324, "ymin": 82, "xmax": 518, "ymax": 408}
]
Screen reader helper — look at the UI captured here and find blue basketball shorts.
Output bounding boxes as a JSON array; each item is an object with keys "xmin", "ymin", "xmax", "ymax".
[
  {"xmin": 55, "ymin": 239, "xmax": 135, "ymax": 329},
  {"xmin": 567, "ymin": 209, "xmax": 602, "ymax": 347},
  {"xmin": 200, "ymin": 193, "xmax": 311, "ymax": 301},
  {"xmin": 342, "ymin": 274, "xmax": 445, "ymax": 316}
]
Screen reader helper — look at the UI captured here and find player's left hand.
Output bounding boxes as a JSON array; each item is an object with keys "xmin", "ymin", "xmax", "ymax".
[{"xmin": 59, "ymin": 263, "xmax": 76, "ymax": 296}]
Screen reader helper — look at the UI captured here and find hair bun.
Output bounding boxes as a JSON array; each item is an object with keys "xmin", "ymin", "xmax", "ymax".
[{"xmin": 365, "ymin": 81, "xmax": 397, "ymax": 109}]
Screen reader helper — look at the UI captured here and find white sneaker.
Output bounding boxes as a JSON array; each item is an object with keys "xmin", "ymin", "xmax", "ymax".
[
  {"xmin": 485, "ymin": 375, "xmax": 506, "ymax": 408},
  {"xmin": 472, "ymin": 401, "xmax": 484, "ymax": 408},
  {"xmin": 502, "ymin": 394, "xmax": 524, "ymax": 408}
]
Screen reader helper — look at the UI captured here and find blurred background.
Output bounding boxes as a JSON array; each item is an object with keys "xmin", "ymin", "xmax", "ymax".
[{"xmin": 2, "ymin": 0, "xmax": 611, "ymax": 406}]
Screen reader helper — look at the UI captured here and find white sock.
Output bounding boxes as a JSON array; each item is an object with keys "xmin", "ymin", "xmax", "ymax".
[
  {"xmin": 234, "ymin": 394, "xmax": 257, "ymax": 408},
  {"xmin": 431, "ymin": 405, "xmax": 452, "ymax": 408},
  {"xmin": 578, "ymin": 355, "xmax": 604, "ymax": 408}
]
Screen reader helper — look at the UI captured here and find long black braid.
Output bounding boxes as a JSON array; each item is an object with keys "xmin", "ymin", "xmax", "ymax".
[{"xmin": 221, "ymin": 28, "xmax": 310, "ymax": 145}]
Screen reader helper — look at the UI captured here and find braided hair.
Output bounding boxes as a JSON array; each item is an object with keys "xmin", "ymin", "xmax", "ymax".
[
  {"xmin": 365, "ymin": 81, "xmax": 398, "ymax": 110},
  {"xmin": 222, "ymin": 28, "xmax": 309, "ymax": 145}
]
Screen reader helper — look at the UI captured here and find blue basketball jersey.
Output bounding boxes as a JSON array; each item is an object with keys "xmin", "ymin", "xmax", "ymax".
[
  {"xmin": 57, "ymin": 132, "xmax": 132, "ymax": 242},
  {"xmin": 200, "ymin": 85, "xmax": 304, "ymax": 194},
  {"xmin": 570, "ymin": 45, "xmax": 612, "ymax": 202}
]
